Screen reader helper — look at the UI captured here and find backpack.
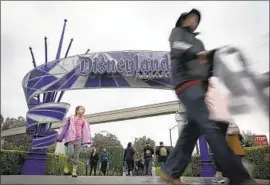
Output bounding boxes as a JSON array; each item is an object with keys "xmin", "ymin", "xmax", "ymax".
[{"xmin": 159, "ymin": 147, "xmax": 168, "ymax": 157}]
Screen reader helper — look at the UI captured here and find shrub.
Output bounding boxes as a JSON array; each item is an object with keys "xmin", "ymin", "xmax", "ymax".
[
  {"xmin": 244, "ymin": 146, "xmax": 269, "ymax": 179},
  {"xmin": 155, "ymin": 146, "xmax": 269, "ymax": 179},
  {"xmin": 0, "ymin": 149, "xmax": 86, "ymax": 175},
  {"xmin": 0, "ymin": 150, "xmax": 27, "ymax": 175},
  {"xmin": 46, "ymin": 153, "xmax": 85, "ymax": 175}
]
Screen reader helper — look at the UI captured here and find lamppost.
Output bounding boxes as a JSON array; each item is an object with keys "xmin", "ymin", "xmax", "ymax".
[
  {"xmin": 175, "ymin": 111, "xmax": 187, "ymax": 135},
  {"xmin": 169, "ymin": 124, "xmax": 178, "ymax": 147}
]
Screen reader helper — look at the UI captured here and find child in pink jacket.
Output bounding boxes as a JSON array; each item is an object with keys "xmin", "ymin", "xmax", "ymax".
[{"xmin": 57, "ymin": 106, "xmax": 92, "ymax": 177}]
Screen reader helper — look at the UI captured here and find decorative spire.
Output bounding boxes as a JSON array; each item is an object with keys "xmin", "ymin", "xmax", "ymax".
[
  {"xmin": 57, "ymin": 38, "xmax": 74, "ymax": 102},
  {"xmin": 64, "ymin": 38, "xmax": 73, "ymax": 57},
  {"xmin": 49, "ymin": 19, "xmax": 68, "ymax": 103},
  {"xmin": 85, "ymin": 49, "xmax": 90, "ymax": 54},
  {"xmin": 44, "ymin": 37, "xmax": 48, "ymax": 64},
  {"xmin": 55, "ymin": 19, "xmax": 67, "ymax": 61},
  {"xmin": 29, "ymin": 47, "xmax": 36, "ymax": 68}
]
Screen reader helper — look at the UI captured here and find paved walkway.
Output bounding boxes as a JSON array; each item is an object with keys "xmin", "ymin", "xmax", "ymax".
[{"xmin": 1, "ymin": 176, "xmax": 269, "ymax": 184}]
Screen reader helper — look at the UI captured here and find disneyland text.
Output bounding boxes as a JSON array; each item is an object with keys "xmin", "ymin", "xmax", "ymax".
[{"xmin": 76, "ymin": 55, "xmax": 171, "ymax": 78}]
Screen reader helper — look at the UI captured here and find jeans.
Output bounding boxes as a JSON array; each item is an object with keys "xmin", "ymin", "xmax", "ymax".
[
  {"xmin": 126, "ymin": 159, "xmax": 134, "ymax": 175},
  {"xmin": 89, "ymin": 164, "xmax": 97, "ymax": 176},
  {"xmin": 144, "ymin": 158, "xmax": 153, "ymax": 176},
  {"xmin": 65, "ymin": 140, "xmax": 81, "ymax": 165},
  {"xmin": 101, "ymin": 161, "xmax": 107, "ymax": 175},
  {"xmin": 214, "ymin": 122, "xmax": 229, "ymax": 172},
  {"xmin": 161, "ymin": 85, "xmax": 251, "ymax": 185}
]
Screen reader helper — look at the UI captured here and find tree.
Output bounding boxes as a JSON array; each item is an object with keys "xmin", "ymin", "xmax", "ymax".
[
  {"xmin": 132, "ymin": 136, "xmax": 155, "ymax": 160},
  {"xmin": 1, "ymin": 116, "xmax": 27, "ymax": 130},
  {"xmin": 91, "ymin": 132, "xmax": 124, "ymax": 175},
  {"xmin": 91, "ymin": 133, "xmax": 122, "ymax": 152},
  {"xmin": 0, "ymin": 114, "xmax": 4, "ymax": 125},
  {"xmin": 241, "ymin": 130, "xmax": 256, "ymax": 147},
  {"xmin": 17, "ymin": 116, "xmax": 26, "ymax": 127},
  {"xmin": 2, "ymin": 117, "xmax": 11, "ymax": 130}
]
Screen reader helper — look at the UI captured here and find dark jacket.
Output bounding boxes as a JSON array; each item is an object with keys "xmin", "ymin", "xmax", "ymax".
[
  {"xmin": 155, "ymin": 145, "xmax": 169, "ymax": 163},
  {"xmin": 124, "ymin": 146, "xmax": 135, "ymax": 161},
  {"xmin": 100, "ymin": 151, "xmax": 108, "ymax": 163},
  {"xmin": 90, "ymin": 152, "xmax": 99, "ymax": 166},
  {"xmin": 143, "ymin": 146, "xmax": 154, "ymax": 159},
  {"xmin": 169, "ymin": 26, "xmax": 211, "ymax": 89}
]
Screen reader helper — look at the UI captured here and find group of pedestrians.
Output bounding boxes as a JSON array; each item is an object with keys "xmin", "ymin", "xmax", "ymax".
[
  {"xmin": 123, "ymin": 141, "xmax": 170, "ymax": 176},
  {"xmin": 86, "ymin": 148, "xmax": 109, "ymax": 176}
]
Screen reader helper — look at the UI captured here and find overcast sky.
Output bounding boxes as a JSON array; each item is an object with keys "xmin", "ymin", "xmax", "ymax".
[{"xmin": 1, "ymin": 1, "xmax": 269, "ymax": 147}]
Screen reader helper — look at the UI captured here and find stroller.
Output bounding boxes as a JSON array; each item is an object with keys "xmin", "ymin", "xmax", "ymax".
[
  {"xmin": 212, "ymin": 46, "xmax": 269, "ymax": 119},
  {"xmin": 210, "ymin": 46, "xmax": 269, "ymax": 177}
]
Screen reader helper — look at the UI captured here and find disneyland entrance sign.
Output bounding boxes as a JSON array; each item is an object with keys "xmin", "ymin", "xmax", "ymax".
[
  {"xmin": 22, "ymin": 50, "xmax": 176, "ymax": 175},
  {"xmin": 76, "ymin": 51, "xmax": 171, "ymax": 79},
  {"xmin": 22, "ymin": 51, "xmax": 174, "ymax": 151}
]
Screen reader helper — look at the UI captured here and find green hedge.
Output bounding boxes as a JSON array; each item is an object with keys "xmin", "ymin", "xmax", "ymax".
[
  {"xmin": 155, "ymin": 146, "xmax": 269, "ymax": 179},
  {"xmin": 0, "ymin": 150, "xmax": 86, "ymax": 175},
  {"xmin": 0, "ymin": 150, "xmax": 27, "ymax": 175}
]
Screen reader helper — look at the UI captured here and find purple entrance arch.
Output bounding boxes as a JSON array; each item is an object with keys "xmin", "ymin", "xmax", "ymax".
[{"xmin": 21, "ymin": 20, "xmax": 214, "ymax": 176}]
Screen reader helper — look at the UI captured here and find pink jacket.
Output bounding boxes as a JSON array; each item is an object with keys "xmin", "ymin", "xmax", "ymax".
[
  {"xmin": 57, "ymin": 115, "xmax": 92, "ymax": 147},
  {"xmin": 205, "ymin": 77, "xmax": 231, "ymax": 122}
]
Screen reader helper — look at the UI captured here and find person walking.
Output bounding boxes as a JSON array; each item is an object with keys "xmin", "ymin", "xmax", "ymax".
[
  {"xmin": 56, "ymin": 106, "xmax": 92, "ymax": 177},
  {"xmin": 89, "ymin": 147, "xmax": 99, "ymax": 176},
  {"xmin": 155, "ymin": 141, "xmax": 169, "ymax": 168},
  {"xmin": 160, "ymin": 9, "xmax": 254, "ymax": 185},
  {"xmin": 100, "ymin": 148, "xmax": 108, "ymax": 176},
  {"xmin": 143, "ymin": 142, "xmax": 154, "ymax": 176},
  {"xmin": 124, "ymin": 142, "xmax": 136, "ymax": 176}
]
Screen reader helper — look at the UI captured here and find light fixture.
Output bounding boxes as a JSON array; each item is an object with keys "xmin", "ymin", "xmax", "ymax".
[{"xmin": 175, "ymin": 111, "xmax": 186, "ymax": 123}]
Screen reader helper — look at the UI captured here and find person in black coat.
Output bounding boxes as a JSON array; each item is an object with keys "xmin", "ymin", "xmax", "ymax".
[
  {"xmin": 89, "ymin": 147, "xmax": 99, "ymax": 176},
  {"xmin": 123, "ymin": 142, "xmax": 136, "ymax": 176}
]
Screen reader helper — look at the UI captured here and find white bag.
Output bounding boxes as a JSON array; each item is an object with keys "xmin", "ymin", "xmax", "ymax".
[{"xmin": 205, "ymin": 77, "xmax": 231, "ymax": 122}]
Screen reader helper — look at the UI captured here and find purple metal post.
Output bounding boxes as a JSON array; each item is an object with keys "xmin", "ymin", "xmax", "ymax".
[
  {"xmin": 85, "ymin": 49, "xmax": 90, "ymax": 54},
  {"xmin": 22, "ymin": 20, "xmax": 67, "ymax": 175},
  {"xmin": 198, "ymin": 136, "xmax": 215, "ymax": 177},
  {"xmin": 56, "ymin": 38, "xmax": 74, "ymax": 102},
  {"xmin": 22, "ymin": 148, "xmax": 47, "ymax": 175},
  {"xmin": 47, "ymin": 19, "xmax": 67, "ymax": 103},
  {"xmin": 29, "ymin": 47, "xmax": 37, "ymax": 68},
  {"xmin": 44, "ymin": 37, "xmax": 48, "ymax": 64},
  {"xmin": 43, "ymin": 37, "xmax": 48, "ymax": 104}
]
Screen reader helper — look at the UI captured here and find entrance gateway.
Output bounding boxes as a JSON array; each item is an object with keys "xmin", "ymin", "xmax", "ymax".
[{"xmin": 21, "ymin": 20, "xmax": 213, "ymax": 176}]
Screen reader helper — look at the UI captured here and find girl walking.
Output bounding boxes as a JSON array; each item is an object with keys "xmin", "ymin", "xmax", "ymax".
[{"xmin": 57, "ymin": 106, "xmax": 92, "ymax": 177}]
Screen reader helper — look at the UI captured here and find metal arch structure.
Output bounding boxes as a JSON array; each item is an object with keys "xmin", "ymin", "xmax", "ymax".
[
  {"xmin": 21, "ymin": 20, "xmax": 180, "ymax": 175},
  {"xmin": 21, "ymin": 20, "xmax": 269, "ymax": 176}
]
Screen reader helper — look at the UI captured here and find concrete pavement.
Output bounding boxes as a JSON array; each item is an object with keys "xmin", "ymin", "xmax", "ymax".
[{"xmin": 1, "ymin": 176, "xmax": 269, "ymax": 184}]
